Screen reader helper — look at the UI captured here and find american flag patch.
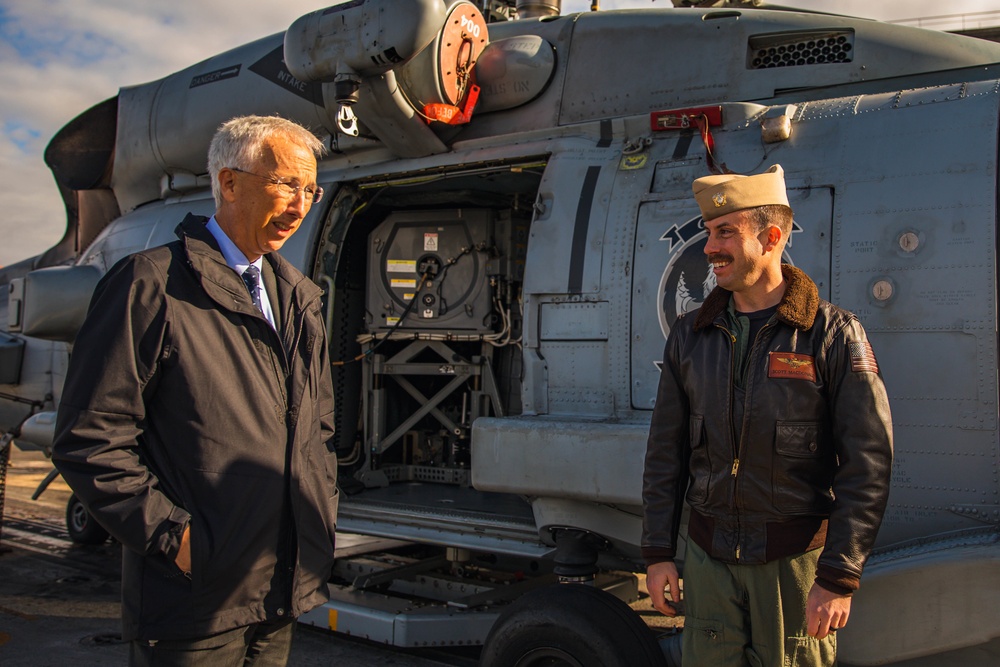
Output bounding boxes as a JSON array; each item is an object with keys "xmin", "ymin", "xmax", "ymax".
[{"xmin": 849, "ymin": 341, "xmax": 879, "ymax": 373}]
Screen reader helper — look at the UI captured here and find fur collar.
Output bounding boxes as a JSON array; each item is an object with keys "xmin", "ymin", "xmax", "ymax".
[{"xmin": 693, "ymin": 264, "xmax": 819, "ymax": 331}]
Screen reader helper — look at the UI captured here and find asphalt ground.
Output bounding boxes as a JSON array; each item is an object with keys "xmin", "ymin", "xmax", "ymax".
[
  {"xmin": 0, "ymin": 447, "xmax": 478, "ymax": 666},
  {"xmin": 8, "ymin": 445, "xmax": 1000, "ymax": 667},
  {"xmin": 1, "ymin": 446, "xmax": 681, "ymax": 666}
]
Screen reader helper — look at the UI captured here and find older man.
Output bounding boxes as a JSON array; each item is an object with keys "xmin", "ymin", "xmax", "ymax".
[
  {"xmin": 53, "ymin": 115, "xmax": 337, "ymax": 666},
  {"xmin": 642, "ymin": 165, "xmax": 893, "ymax": 666}
]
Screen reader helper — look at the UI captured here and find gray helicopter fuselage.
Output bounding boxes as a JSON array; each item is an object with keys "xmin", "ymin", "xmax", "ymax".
[{"xmin": 2, "ymin": 4, "xmax": 999, "ymax": 664}]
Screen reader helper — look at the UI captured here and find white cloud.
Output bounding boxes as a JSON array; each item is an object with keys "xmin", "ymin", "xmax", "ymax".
[
  {"xmin": 0, "ymin": 0, "xmax": 320, "ymax": 267},
  {"xmin": 2, "ymin": 0, "xmax": 998, "ymax": 266}
]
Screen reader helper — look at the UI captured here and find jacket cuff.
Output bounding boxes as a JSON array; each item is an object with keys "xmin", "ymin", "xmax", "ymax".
[
  {"xmin": 815, "ymin": 563, "xmax": 859, "ymax": 596},
  {"xmin": 641, "ymin": 546, "xmax": 675, "ymax": 567},
  {"xmin": 156, "ymin": 507, "xmax": 191, "ymax": 562}
]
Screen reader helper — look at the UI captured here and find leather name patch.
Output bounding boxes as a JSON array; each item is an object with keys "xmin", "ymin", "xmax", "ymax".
[{"xmin": 768, "ymin": 352, "xmax": 817, "ymax": 382}]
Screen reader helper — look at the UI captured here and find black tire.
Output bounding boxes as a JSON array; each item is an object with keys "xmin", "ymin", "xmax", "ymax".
[
  {"xmin": 66, "ymin": 494, "xmax": 110, "ymax": 545},
  {"xmin": 481, "ymin": 583, "xmax": 668, "ymax": 667}
]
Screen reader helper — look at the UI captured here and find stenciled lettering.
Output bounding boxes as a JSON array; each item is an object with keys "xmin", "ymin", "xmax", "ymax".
[
  {"xmin": 277, "ymin": 70, "xmax": 307, "ymax": 92},
  {"xmin": 460, "ymin": 14, "xmax": 482, "ymax": 38}
]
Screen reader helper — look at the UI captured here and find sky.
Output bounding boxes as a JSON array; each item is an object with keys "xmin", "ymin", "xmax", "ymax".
[{"xmin": 1, "ymin": 0, "xmax": 998, "ymax": 266}]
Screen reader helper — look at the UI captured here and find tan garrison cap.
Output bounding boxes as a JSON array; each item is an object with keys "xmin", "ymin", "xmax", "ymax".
[{"xmin": 692, "ymin": 164, "xmax": 789, "ymax": 221}]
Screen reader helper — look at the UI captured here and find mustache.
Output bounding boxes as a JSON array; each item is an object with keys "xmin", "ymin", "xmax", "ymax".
[{"xmin": 707, "ymin": 253, "xmax": 733, "ymax": 265}]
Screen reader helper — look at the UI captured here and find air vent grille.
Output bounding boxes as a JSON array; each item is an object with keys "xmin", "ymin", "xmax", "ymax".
[{"xmin": 748, "ymin": 30, "xmax": 854, "ymax": 69}]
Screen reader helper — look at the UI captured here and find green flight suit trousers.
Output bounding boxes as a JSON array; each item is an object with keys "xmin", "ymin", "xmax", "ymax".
[{"xmin": 681, "ymin": 541, "xmax": 837, "ymax": 667}]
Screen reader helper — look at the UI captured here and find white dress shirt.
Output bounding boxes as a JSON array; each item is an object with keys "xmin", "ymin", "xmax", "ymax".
[{"xmin": 206, "ymin": 216, "xmax": 277, "ymax": 329}]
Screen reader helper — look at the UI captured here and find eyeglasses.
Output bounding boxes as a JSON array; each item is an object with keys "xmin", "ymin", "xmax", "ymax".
[{"xmin": 230, "ymin": 168, "xmax": 324, "ymax": 204}]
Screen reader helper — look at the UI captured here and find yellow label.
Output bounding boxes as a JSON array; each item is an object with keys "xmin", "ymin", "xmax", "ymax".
[
  {"xmin": 620, "ymin": 154, "xmax": 648, "ymax": 170},
  {"xmin": 390, "ymin": 279, "xmax": 417, "ymax": 289},
  {"xmin": 387, "ymin": 259, "xmax": 416, "ymax": 273},
  {"xmin": 386, "ymin": 317, "xmax": 400, "ymax": 326},
  {"xmin": 403, "ymin": 293, "xmax": 414, "ymax": 301}
]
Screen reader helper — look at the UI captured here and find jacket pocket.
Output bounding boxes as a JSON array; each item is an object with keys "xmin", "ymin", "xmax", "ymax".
[
  {"xmin": 686, "ymin": 415, "xmax": 710, "ymax": 504},
  {"xmin": 772, "ymin": 420, "xmax": 834, "ymax": 514},
  {"xmin": 189, "ymin": 519, "xmax": 207, "ymax": 589},
  {"xmin": 775, "ymin": 421, "xmax": 823, "ymax": 458}
]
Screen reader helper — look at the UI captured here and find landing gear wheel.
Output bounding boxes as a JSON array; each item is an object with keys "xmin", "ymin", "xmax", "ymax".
[
  {"xmin": 66, "ymin": 494, "xmax": 110, "ymax": 545},
  {"xmin": 480, "ymin": 583, "xmax": 667, "ymax": 667}
]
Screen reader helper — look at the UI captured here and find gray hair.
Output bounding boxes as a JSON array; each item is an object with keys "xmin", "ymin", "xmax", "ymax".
[{"xmin": 207, "ymin": 115, "xmax": 326, "ymax": 207}]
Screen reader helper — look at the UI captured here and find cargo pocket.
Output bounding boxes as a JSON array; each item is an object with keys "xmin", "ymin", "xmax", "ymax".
[
  {"xmin": 785, "ymin": 633, "xmax": 836, "ymax": 667},
  {"xmin": 682, "ymin": 616, "xmax": 730, "ymax": 665},
  {"xmin": 686, "ymin": 415, "xmax": 709, "ymax": 504}
]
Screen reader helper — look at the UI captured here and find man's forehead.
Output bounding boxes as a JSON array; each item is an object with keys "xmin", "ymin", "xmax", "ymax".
[
  {"xmin": 256, "ymin": 137, "xmax": 317, "ymax": 173},
  {"xmin": 705, "ymin": 210, "xmax": 751, "ymax": 229}
]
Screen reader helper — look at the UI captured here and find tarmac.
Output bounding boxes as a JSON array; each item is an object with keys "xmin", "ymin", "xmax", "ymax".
[
  {"xmin": 0, "ymin": 447, "xmax": 473, "ymax": 666},
  {"xmin": 7, "ymin": 441, "xmax": 999, "ymax": 666}
]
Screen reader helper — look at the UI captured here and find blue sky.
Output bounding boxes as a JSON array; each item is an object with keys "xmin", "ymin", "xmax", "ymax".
[{"xmin": 1, "ymin": 0, "xmax": 997, "ymax": 266}]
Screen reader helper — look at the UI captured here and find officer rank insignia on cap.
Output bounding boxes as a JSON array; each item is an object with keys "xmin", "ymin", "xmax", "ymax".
[
  {"xmin": 849, "ymin": 341, "xmax": 879, "ymax": 373},
  {"xmin": 692, "ymin": 164, "xmax": 790, "ymax": 221}
]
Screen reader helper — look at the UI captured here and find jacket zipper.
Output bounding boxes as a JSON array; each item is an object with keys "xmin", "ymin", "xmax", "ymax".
[
  {"xmin": 715, "ymin": 322, "xmax": 742, "ymax": 561},
  {"xmin": 715, "ymin": 324, "xmax": 740, "ymax": 477},
  {"xmin": 731, "ymin": 318, "xmax": 777, "ymax": 562}
]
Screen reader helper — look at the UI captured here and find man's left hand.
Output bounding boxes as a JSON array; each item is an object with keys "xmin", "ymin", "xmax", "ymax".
[
  {"xmin": 806, "ymin": 583, "xmax": 851, "ymax": 639},
  {"xmin": 175, "ymin": 525, "xmax": 192, "ymax": 576}
]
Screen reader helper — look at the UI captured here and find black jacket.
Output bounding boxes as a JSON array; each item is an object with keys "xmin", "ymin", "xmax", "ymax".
[
  {"xmin": 642, "ymin": 265, "xmax": 892, "ymax": 592},
  {"xmin": 53, "ymin": 215, "xmax": 338, "ymax": 640}
]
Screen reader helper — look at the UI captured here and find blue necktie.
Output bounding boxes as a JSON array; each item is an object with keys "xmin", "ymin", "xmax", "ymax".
[{"xmin": 242, "ymin": 266, "xmax": 263, "ymax": 312}]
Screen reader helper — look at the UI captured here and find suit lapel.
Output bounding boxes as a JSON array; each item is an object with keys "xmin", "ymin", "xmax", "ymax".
[{"xmin": 261, "ymin": 256, "xmax": 282, "ymax": 332}]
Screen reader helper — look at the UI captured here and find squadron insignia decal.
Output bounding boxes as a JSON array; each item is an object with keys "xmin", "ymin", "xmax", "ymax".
[
  {"xmin": 675, "ymin": 261, "xmax": 717, "ymax": 317},
  {"xmin": 656, "ymin": 215, "xmax": 803, "ymax": 345},
  {"xmin": 656, "ymin": 215, "xmax": 713, "ymax": 343}
]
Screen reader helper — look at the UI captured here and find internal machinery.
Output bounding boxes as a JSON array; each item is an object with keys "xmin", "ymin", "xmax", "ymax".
[
  {"xmin": 360, "ymin": 207, "xmax": 525, "ymax": 487},
  {"xmin": 321, "ymin": 163, "xmax": 539, "ymax": 491}
]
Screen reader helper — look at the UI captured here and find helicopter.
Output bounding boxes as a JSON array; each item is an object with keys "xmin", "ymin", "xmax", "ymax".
[{"xmin": 2, "ymin": 1, "xmax": 1000, "ymax": 664}]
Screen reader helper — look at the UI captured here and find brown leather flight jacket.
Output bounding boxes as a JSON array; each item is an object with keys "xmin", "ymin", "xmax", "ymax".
[{"xmin": 642, "ymin": 265, "xmax": 892, "ymax": 592}]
